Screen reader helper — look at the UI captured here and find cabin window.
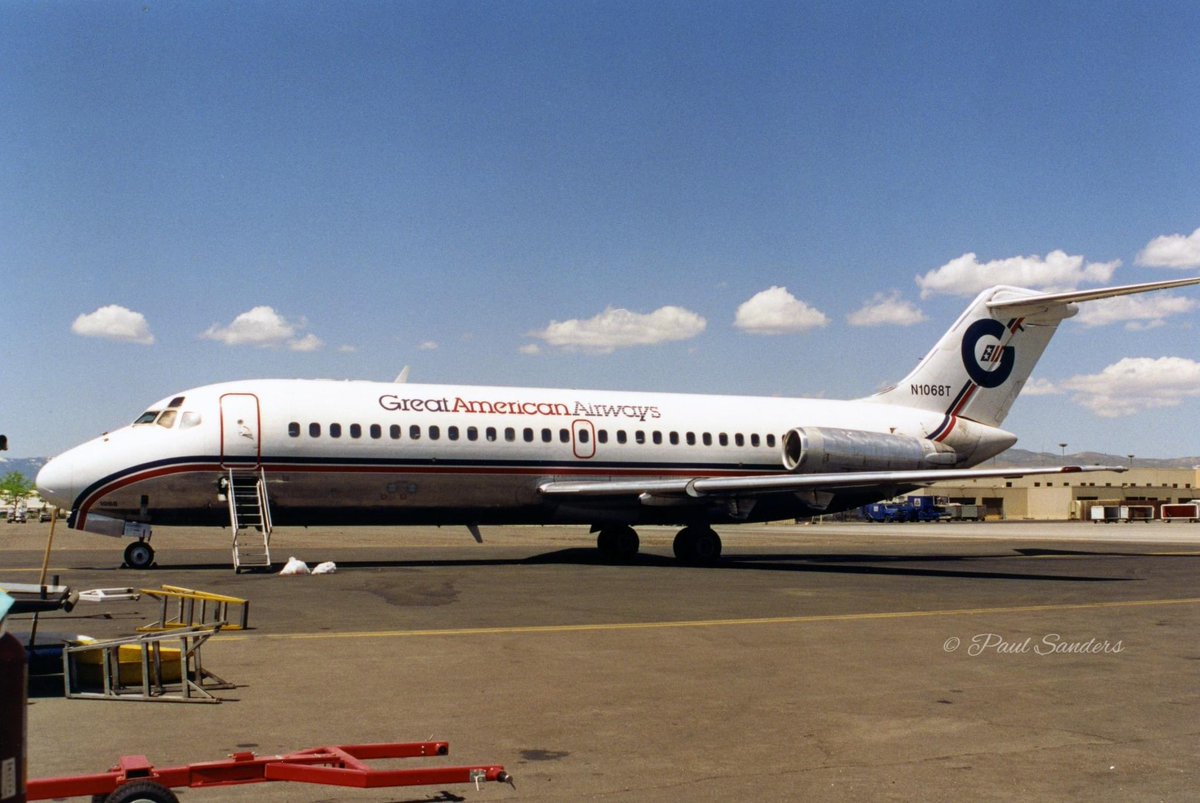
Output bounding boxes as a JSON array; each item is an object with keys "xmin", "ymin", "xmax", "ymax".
[
  {"xmin": 370, "ymin": 424, "xmax": 382, "ymax": 439},
  {"xmin": 288, "ymin": 422, "xmax": 301, "ymax": 437},
  {"xmin": 350, "ymin": 424, "xmax": 362, "ymax": 439},
  {"xmin": 390, "ymin": 425, "xmax": 401, "ymax": 439},
  {"xmin": 559, "ymin": 428, "xmax": 570, "ymax": 443},
  {"xmin": 486, "ymin": 427, "xmax": 497, "ymax": 441},
  {"xmin": 635, "ymin": 431, "xmax": 646, "ymax": 445},
  {"xmin": 617, "ymin": 430, "xmax": 627, "ymax": 444},
  {"xmin": 686, "ymin": 432, "xmax": 696, "ymax": 446},
  {"xmin": 735, "ymin": 433, "xmax": 745, "ymax": 447},
  {"xmin": 703, "ymin": 433, "xmax": 713, "ymax": 446},
  {"xmin": 467, "ymin": 427, "xmax": 478, "ymax": 441},
  {"xmin": 505, "ymin": 427, "xmax": 516, "ymax": 442},
  {"xmin": 448, "ymin": 426, "xmax": 459, "ymax": 441},
  {"xmin": 541, "ymin": 428, "xmax": 552, "ymax": 443},
  {"xmin": 578, "ymin": 428, "xmax": 590, "ymax": 444},
  {"xmin": 669, "ymin": 432, "xmax": 679, "ymax": 445},
  {"xmin": 652, "ymin": 431, "xmax": 662, "ymax": 445},
  {"xmin": 429, "ymin": 426, "xmax": 440, "ymax": 440},
  {"xmin": 330, "ymin": 423, "xmax": 342, "ymax": 438},
  {"xmin": 719, "ymin": 433, "xmax": 729, "ymax": 446},
  {"xmin": 409, "ymin": 425, "xmax": 421, "ymax": 440},
  {"xmin": 309, "ymin": 423, "xmax": 321, "ymax": 437},
  {"xmin": 518, "ymin": 428, "xmax": 529, "ymax": 442},
  {"xmin": 751, "ymin": 434, "xmax": 760, "ymax": 447},
  {"xmin": 766, "ymin": 434, "xmax": 776, "ymax": 448},
  {"xmin": 598, "ymin": 430, "xmax": 608, "ymax": 444}
]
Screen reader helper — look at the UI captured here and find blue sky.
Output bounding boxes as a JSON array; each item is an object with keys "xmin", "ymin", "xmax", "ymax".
[{"xmin": 3, "ymin": 1, "xmax": 1200, "ymax": 459}]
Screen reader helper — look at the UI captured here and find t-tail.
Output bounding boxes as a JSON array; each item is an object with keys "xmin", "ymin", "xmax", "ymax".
[{"xmin": 868, "ymin": 277, "xmax": 1200, "ymax": 429}]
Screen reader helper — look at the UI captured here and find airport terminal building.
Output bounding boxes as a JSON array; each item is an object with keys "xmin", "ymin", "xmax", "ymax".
[{"xmin": 919, "ymin": 467, "xmax": 1200, "ymax": 521}]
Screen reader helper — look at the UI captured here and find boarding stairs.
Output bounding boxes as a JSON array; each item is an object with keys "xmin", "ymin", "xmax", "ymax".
[{"xmin": 226, "ymin": 468, "xmax": 273, "ymax": 572}]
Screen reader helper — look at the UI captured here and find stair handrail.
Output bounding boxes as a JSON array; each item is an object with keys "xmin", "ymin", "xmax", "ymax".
[{"xmin": 257, "ymin": 467, "xmax": 273, "ymax": 535}]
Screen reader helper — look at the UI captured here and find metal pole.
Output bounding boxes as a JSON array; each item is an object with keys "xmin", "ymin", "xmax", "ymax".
[{"xmin": 28, "ymin": 508, "xmax": 57, "ymax": 650}]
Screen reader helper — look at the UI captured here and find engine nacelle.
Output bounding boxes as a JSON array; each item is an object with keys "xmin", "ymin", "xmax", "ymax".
[{"xmin": 782, "ymin": 427, "xmax": 958, "ymax": 473}]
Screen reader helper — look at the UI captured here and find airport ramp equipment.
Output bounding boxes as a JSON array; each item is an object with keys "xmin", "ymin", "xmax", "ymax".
[
  {"xmin": 0, "ymin": 582, "xmax": 78, "ymax": 614},
  {"xmin": 27, "ymin": 741, "xmax": 512, "ymax": 802},
  {"xmin": 226, "ymin": 468, "xmax": 273, "ymax": 572},
  {"xmin": 63, "ymin": 625, "xmax": 234, "ymax": 703},
  {"xmin": 136, "ymin": 585, "xmax": 249, "ymax": 633}
]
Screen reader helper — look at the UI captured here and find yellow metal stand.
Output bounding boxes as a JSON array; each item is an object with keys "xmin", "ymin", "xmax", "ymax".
[{"xmin": 136, "ymin": 585, "xmax": 250, "ymax": 633}]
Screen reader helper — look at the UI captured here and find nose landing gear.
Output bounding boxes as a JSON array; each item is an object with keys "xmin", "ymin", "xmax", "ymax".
[{"xmin": 123, "ymin": 539, "xmax": 155, "ymax": 570}]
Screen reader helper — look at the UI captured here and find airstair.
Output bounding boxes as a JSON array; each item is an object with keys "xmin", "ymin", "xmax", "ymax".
[{"xmin": 226, "ymin": 468, "xmax": 273, "ymax": 572}]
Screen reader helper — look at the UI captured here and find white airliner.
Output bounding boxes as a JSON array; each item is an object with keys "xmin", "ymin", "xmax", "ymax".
[{"xmin": 36, "ymin": 277, "xmax": 1200, "ymax": 569}]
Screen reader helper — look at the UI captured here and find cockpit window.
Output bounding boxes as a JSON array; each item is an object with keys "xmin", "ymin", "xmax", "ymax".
[
  {"xmin": 168, "ymin": 396, "xmax": 186, "ymax": 408},
  {"xmin": 134, "ymin": 411, "xmax": 160, "ymax": 425},
  {"xmin": 156, "ymin": 410, "xmax": 178, "ymax": 429},
  {"xmin": 180, "ymin": 411, "xmax": 202, "ymax": 429}
]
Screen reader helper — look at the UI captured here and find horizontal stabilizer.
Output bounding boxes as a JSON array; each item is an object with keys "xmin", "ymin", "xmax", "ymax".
[{"xmin": 988, "ymin": 276, "xmax": 1200, "ymax": 318}]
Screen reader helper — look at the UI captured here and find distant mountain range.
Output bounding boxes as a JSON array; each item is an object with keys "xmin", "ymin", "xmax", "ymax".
[
  {"xmin": 969, "ymin": 449, "xmax": 1200, "ymax": 470},
  {"xmin": 0, "ymin": 457, "xmax": 48, "ymax": 483},
  {"xmin": 3, "ymin": 450, "xmax": 1198, "ymax": 485}
]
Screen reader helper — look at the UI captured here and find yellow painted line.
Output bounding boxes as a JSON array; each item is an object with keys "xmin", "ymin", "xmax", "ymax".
[{"xmin": 216, "ymin": 596, "xmax": 1200, "ymax": 643}]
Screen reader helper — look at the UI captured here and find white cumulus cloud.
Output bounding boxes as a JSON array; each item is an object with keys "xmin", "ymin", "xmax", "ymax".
[
  {"xmin": 734, "ymin": 286, "xmax": 829, "ymax": 335},
  {"xmin": 71, "ymin": 305, "xmax": 155, "ymax": 345},
  {"xmin": 1136, "ymin": 227, "xmax": 1200, "ymax": 269},
  {"xmin": 529, "ymin": 306, "xmax": 706, "ymax": 354},
  {"xmin": 1021, "ymin": 377, "xmax": 1062, "ymax": 396},
  {"xmin": 1074, "ymin": 294, "xmax": 1198, "ymax": 330},
  {"xmin": 916, "ymin": 251, "xmax": 1120, "ymax": 298},
  {"xmin": 1059, "ymin": 356, "xmax": 1200, "ymax": 417},
  {"xmin": 847, "ymin": 291, "xmax": 927, "ymax": 327},
  {"xmin": 201, "ymin": 306, "xmax": 321, "ymax": 351}
]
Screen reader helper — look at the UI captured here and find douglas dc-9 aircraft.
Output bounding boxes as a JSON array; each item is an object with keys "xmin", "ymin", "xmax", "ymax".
[{"xmin": 37, "ymin": 277, "xmax": 1200, "ymax": 570}]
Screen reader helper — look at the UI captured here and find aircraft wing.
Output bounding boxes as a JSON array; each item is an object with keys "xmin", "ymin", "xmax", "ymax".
[{"xmin": 538, "ymin": 465, "xmax": 1125, "ymax": 499}]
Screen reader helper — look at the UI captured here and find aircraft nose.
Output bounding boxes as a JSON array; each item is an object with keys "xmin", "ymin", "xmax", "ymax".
[{"xmin": 36, "ymin": 454, "xmax": 78, "ymax": 510}]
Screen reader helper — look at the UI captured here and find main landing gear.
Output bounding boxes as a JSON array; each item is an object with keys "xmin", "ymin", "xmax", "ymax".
[{"xmin": 593, "ymin": 524, "xmax": 722, "ymax": 565}]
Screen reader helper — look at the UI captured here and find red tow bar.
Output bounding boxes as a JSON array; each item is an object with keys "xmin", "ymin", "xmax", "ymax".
[{"xmin": 27, "ymin": 741, "xmax": 511, "ymax": 801}]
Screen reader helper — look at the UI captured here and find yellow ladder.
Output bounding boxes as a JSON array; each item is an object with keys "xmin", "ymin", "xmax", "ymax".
[{"xmin": 136, "ymin": 585, "xmax": 249, "ymax": 632}]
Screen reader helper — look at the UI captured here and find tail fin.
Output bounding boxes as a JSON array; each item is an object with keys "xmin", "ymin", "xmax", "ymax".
[{"xmin": 868, "ymin": 277, "xmax": 1200, "ymax": 428}]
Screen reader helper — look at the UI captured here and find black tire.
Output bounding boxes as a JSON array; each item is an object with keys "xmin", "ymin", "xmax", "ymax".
[
  {"xmin": 674, "ymin": 526, "xmax": 721, "ymax": 565},
  {"xmin": 123, "ymin": 540, "xmax": 154, "ymax": 569},
  {"xmin": 103, "ymin": 780, "xmax": 180, "ymax": 803},
  {"xmin": 692, "ymin": 528, "xmax": 722, "ymax": 563},
  {"xmin": 673, "ymin": 527, "xmax": 697, "ymax": 561},
  {"xmin": 597, "ymin": 525, "xmax": 639, "ymax": 562}
]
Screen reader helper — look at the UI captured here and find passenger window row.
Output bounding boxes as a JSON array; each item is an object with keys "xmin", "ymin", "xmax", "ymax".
[{"xmin": 287, "ymin": 422, "xmax": 778, "ymax": 449}]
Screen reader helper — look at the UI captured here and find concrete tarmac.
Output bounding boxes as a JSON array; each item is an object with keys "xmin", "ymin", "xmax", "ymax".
[{"xmin": 4, "ymin": 520, "xmax": 1200, "ymax": 801}]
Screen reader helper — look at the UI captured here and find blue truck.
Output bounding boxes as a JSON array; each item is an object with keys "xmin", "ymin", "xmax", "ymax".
[{"xmin": 862, "ymin": 495, "xmax": 947, "ymax": 523}]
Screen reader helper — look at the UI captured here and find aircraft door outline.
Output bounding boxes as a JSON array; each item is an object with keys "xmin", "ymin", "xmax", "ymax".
[
  {"xmin": 220, "ymin": 393, "xmax": 262, "ymax": 468},
  {"xmin": 572, "ymin": 419, "xmax": 596, "ymax": 459}
]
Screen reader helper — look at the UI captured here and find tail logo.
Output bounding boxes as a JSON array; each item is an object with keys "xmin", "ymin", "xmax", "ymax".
[{"xmin": 961, "ymin": 319, "xmax": 1016, "ymax": 388}]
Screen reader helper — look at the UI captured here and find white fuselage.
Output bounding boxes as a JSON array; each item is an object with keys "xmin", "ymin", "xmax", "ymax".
[{"xmin": 37, "ymin": 378, "xmax": 1017, "ymax": 532}]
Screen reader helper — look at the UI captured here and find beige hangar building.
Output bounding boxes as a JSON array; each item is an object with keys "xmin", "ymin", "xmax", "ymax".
[{"xmin": 917, "ymin": 466, "xmax": 1200, "ymax": 521}]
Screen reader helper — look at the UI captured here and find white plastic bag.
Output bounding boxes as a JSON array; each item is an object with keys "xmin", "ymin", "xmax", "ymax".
[
  {"xmin": 278, "ymin": 556, "xmax": 310, "ymax": 576},
  {"xmin": 311, "ymin": 561, "xmax": 337, "ymax": 575}
]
